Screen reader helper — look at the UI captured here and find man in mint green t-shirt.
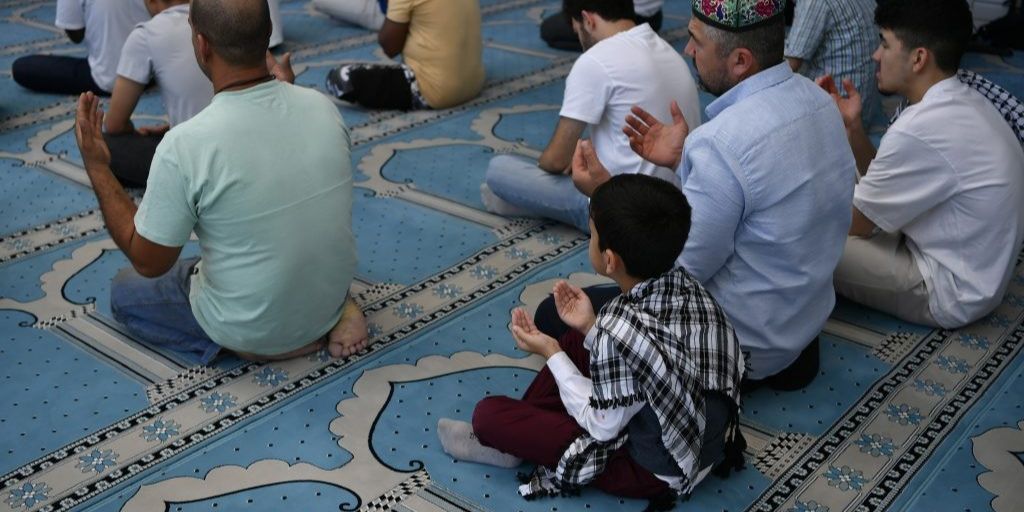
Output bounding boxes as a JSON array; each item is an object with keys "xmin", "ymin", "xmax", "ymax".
[{"xmin": 73, "ymin": 0, "xmax": 367, "ymax": 364}]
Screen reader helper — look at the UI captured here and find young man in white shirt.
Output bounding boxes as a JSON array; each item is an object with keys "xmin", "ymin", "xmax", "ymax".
[
  {"xmin": 481, "ymin": 0, "xmax": 701, "ymax": 232},
  {"xmin": 12, "ymin": 0, "xmax": 150, "ymax": 95},
  {"xmin": 825, "ymin": 0, "xmax": 1024, "ymax": 328},
  {"xmin": 102, "ymin": 0, "xmax": 214, "ymax": 187}
]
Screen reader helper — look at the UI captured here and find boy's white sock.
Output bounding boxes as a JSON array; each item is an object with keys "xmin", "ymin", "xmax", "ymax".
[{"xmin": 437, "ymin": 418, "xmax": 522, "ymax": 468}]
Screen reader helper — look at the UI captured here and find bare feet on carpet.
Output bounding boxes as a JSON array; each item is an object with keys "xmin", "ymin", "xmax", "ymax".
[{"xmin": 327, "ymin": 297, "xmax": 369, "ymax": 357}]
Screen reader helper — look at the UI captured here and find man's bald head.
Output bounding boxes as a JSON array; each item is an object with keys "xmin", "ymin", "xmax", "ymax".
[{"xmin": 191, "ymin": 0, "xmax": 271, "ymax": 67}]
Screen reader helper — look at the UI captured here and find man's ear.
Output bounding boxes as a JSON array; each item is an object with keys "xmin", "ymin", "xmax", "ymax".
[
  {"xmin": 580, "ymin": 10, "xmax": 597, "ymax": 30},
  {"xmin": 729, "ymin": 47, "xmax": 756, "ymax": 80},
  {"xmin": 195, "ymin": 32, "xmax": 211, "ymax": 63},
  {"xmin": 910, "ymin": 47, "xmax": 929, "ymax": 74}
]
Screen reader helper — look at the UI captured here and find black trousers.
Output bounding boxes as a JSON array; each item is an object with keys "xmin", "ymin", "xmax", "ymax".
[
  {"xmin": 539, "ymin": 9, "xmax": 664, "ymax": 52},
  {"xmin": 12, "ymin": 55, "xmax": 108, "ymax": 95},
  {"xmin": 532, "ymin": 284, "xmax": 821, "ymax": 391},
  {"xmin": 105, "ymin": 132, "xmax": 164, "ymax": 188},
  {"xmin": 333, "ymin": 65, "xmax": 415, "ymax": 110}
]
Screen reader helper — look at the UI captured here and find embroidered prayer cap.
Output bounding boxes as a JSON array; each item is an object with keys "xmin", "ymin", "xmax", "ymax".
[{"xmin": 692, "ymin": 0, "xmax": 786, "ymax": 32}]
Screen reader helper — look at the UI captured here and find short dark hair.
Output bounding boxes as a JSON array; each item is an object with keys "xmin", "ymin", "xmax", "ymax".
[
  {"xmin": 589, "ymin": 174, "xmax": 691, "ymax": 280},
  {"xmin": 563, "ymin": 0, "xmax": 635, "ymax": 23},
  {"xmin": 704, "ymin": 14, "xmax": 786, "ymax": 68},
  {"xmin": 875, "ymin": 0, "xmax": 973, "ymax": 73},
  {"xmin": 191, "ymin": 0, "xmax": 272, "ymax": 67}
]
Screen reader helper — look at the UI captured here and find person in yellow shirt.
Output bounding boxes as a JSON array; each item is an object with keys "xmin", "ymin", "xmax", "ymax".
[{"xmin": 325, "ymin": 0, "xmax": 484, "ymax": 110}]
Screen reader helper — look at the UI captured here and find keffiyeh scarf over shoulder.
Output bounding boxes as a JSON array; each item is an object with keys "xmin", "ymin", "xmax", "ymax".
[{"xmin": 518, "ymin": 268, "xmax": 744, "ymax": 499}]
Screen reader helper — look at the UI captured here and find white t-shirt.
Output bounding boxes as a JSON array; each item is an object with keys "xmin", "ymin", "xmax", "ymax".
[
  {"xmin": 55, "ymin": 0, "xmax": 150, "ymax": 92},
  {"xmin": 854, "ymin": 77, "xmax": 1024, "ymax": 327},
  {"xmin": 633, "ymin": 0, "xmax": 663, "ymax": 17},
  {"xmin": 560, "ymin": 23, "xmax": 701, "ymax": 187},
  {"xmin": 268, "ymin": 0, "xmax": 284, "ymax": 47},
  {"xmin": 117, "ymin": 5, "xmax": 212, "ymax": 127}
]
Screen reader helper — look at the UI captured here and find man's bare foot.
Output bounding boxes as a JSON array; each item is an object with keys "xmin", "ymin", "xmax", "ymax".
[{"xmin": 327, "ymin": 299, "xmax": 369, "ymax": 357}]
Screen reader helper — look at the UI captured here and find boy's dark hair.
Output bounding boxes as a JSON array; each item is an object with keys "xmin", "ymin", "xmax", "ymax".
[
  {"xmin": 875, "ymin": 0, "xmax": 973, "ymax": 73},
  {"xmin": 563, "ymin": 0, "xmax": 635, "ymax": 23},
  {"xmin": 191, "ymin": 0, "xmax": 272, "ymax": 67},
  {"xmin": 589, "ymin": 174, "xmax": 691, "ymax": 280}
]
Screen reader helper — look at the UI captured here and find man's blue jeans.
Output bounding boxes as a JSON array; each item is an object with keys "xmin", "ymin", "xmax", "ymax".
[
  {"xmin": 110, "ymin": 257, "xmax": 221, "ymax": 365},
  {"xmin": 484, "ymin": 154, "xmax": 591, "ymax": 232}
]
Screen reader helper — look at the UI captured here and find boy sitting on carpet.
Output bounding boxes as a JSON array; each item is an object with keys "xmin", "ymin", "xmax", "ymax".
[{"xmin": 438, "ymin": 173, "xmax": 746, "ymax": 506}]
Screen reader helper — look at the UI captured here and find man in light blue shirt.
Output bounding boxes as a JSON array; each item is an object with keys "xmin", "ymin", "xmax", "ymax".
[
  {"xmin": 562, "ymin": 0, "xmax": 856, "ymax": 389},
  {"xmin": 784, "ymin": 0, "xmax": 881, "ymax": 126},
  {"xmin": 72, "ymin": 0, "xmax": 368, "ymax": 365}
]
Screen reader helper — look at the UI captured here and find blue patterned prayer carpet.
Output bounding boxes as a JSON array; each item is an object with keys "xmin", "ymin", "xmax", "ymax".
[{"xmin": 2, "ymin": 1, "xmax": 1024, "ymax": 511}]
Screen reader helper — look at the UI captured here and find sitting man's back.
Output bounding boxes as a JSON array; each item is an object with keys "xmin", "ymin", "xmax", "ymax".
[
  {"xmin": 482, "ymin": 0, "xmax": 700, "ymax": 232},
  {"xmin": 680, "ymin": 63, "xmax": 855, "ymax": 381},
  {"xmin": 395, "ymin": 0, "xmax": 484, "ymax": 109},
  {"xmin": 136, "ymin": 79, "xmax": 355, "ymax": 354},
  {"xmin": 103, "ymin": 0, "xmax": 214, "ymax": 188},
  {"xmin": 75, "ymin": 0, "xmax": 367, "ymax": 365}
]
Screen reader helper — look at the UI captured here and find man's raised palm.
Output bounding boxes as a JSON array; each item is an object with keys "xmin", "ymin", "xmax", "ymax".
[
  {"xmin": 816, "ymin": 75, "xmax": 863, "ymax": 130},
  {"xmin": 624, "ymin": 100, "xmax": 688, "ymax": 169}
]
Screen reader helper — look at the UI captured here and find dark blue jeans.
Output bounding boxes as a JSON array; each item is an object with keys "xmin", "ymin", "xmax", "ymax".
[
  {"xmin": 110, "ymin": 257, "xmax": 221, "ymax": 365},
  {"xmin": 12, "ymin": 55, "xmax": 108, "ymax": 95}
]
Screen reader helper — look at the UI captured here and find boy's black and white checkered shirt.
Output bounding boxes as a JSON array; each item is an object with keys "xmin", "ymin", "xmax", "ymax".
[
  {"xmin": 587, "ymin": 265, "xmax": 744, "ymax": 486},
  {"xmin": 588, "ymin": 266, "xmax": 744, "ymax": 413},
  {"xmin": 519, "ymin": 267, "xmax": 744, "ymax": 499}
]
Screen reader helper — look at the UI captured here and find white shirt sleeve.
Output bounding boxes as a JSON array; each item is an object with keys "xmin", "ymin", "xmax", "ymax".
[
  {"xmin": 546, "ymin": 331, "xmax": 644, "ymax": 442},
  {"xmin": 116, "ymin": 26, "xmax": 153, "ymax": 85},
  {"xmin": 55, "ymin": 0, "xmax": 85, "ymax": 30},
  {"xmin": 854, "ymin": 130, "xmax": 958, "ymax": 233},
  {"xmin": 559, "ymin": 53, "xmax": 612, "ymax": 125}
]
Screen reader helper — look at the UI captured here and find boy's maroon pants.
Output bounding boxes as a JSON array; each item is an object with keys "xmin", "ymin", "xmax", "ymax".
[{"xmin": 471, "ymin": 330, "xmax": 669, "ymax": 499}]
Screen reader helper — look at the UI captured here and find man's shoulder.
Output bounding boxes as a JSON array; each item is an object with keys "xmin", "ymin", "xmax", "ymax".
[{"xmin": 708, "ymin": 75, "xmax": 833, "ymax": 138}]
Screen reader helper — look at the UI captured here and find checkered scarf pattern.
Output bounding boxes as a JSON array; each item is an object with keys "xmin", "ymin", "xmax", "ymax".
[
  {"xmin": 890, "ymin": 70, "xmax": 1024, "ymax": 147},
  {"xmin": 518, "ymin": 267, "xmax": 744, "ymax": 499}
]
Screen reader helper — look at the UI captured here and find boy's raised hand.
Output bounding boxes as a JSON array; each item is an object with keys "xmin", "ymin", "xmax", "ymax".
[
  {"xmin": 510, "ymin": 308, "xmax": 561, "ymax": 358},
  {"xmin": 553, "ymin": 281, "xmax": 596, "ymax": 334}
]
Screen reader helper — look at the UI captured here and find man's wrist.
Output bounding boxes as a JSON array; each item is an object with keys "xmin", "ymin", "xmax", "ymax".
[
  {"xmin": 846, "ymin": 120, "xmax": 866, "ymax": 139},
  {"xmin": 84, "ymin": 162, "xmax": 113, "ymax": 178}
]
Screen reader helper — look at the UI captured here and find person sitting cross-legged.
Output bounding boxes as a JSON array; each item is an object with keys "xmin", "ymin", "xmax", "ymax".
[
  {"xmin": 324, "ymin": 0, "xmax": 484, "ymax": 110},
  {"xmin": 101, "ymin": 0, "xmax": 214, "ymax": 188},
  {"xmin": 313, "ymin": 0, "xmax": 388, "ymax": 30},
  {"xmin": 73, "ymin": 0, "xmax": 368, "ymax": 365},
  {"xmin": 827, "ymin": 0, "xmax": 1024, "ymax": 329},
  {"xmin": 539, "ymin": 0, "xmax": 857, "ymax": 391},
  {"xmin": 439, "ymin": 174, "xmax": 745, "ymax": 507},
  {"xmin": 12, "ymin": 0, "xmax": 150, "ymax": 95},
  {"xmin": 481, "ymin": 0, "xmax": 701, "ymax": 232}
]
